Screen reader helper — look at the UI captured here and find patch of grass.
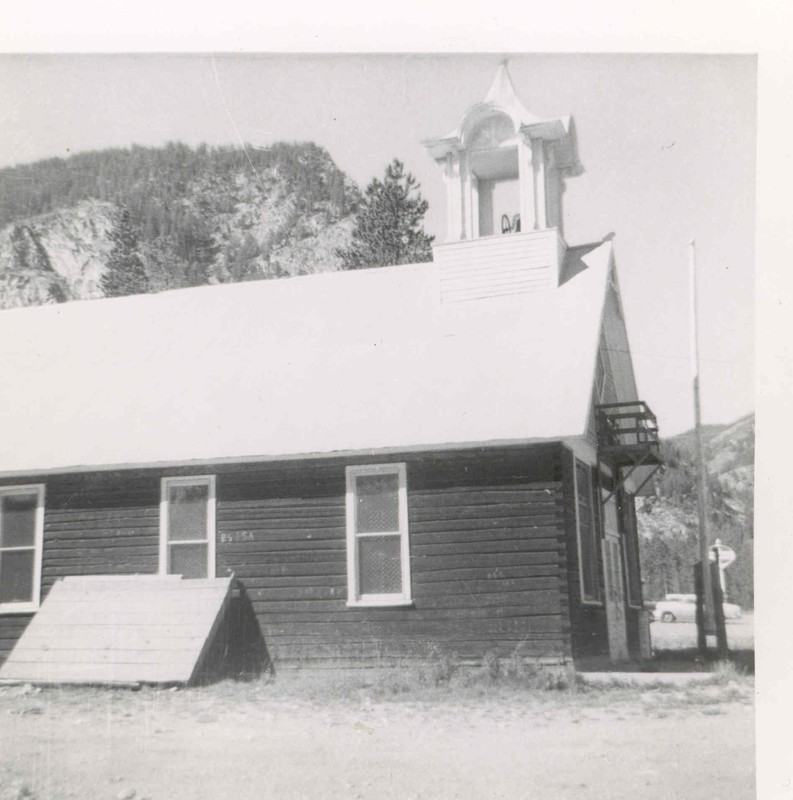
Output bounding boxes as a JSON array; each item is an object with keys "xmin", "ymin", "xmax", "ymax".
[
  {"xmin": 650, "ymin": 648, "xmax": 754, "ymax": 675},
  {"xmin": 708, "ymin": 659, "xmax": 745, "ymax": 684},
  {"xmin": 251, "ymin": 649, "xmax": 591, "ymax": 705}
]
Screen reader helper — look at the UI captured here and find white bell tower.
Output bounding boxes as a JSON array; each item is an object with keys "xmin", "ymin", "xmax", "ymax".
[
  {"xmin": 423, "ymin": 63, "xmax": 583, "ymax": 300},
  {"xmin": 424, "ymin": 62, "xmax": 581, "ymax": 242}
]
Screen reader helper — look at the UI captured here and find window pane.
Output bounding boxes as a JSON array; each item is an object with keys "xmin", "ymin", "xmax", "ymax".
[
  {"xmin": 356, "ymin": 474, "xmax": 399, "ymax": 533},
  {"xmin": 0, "ymin": 550, "xmax": 35, "ymax": 604},
  {"xmin": 576, "ymin": 462, "xmax": 599, "ymax": 602},
  {"xmin": 1, "ymin": 494, "xmax": 37, "ymax": 548},
  {"xmin": 168, "ymin": 484, "xmax": 209, "ymax": 541},
  {"xmin": 358, "ymin": 535, "xmax": 402, "ymax": 594},
  {"xmin": 169, "ymin": 543, "xmax": 208, "ymax": 579}
]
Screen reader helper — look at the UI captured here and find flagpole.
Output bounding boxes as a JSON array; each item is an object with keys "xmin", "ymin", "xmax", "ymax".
[{"xmin": 689, "ymin": 239, "xmax": 714, "ymax": 644}]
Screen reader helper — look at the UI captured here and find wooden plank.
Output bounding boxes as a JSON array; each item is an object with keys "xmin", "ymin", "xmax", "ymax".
[
  {"xmin": 411, "ymin": 539, "xmax": 561, "ymax": 557},
  {"xmin": 8, "ymin": 648, "xmax": 207, "ymax": 665},
  {"xmin": 60, "ymin": 575, "xmax": 222, "ymax": 589},
  {"xmin": 220, "ymin": 561, "xmax": 346, "ymax": 577},
  {"xmin": 260, "ymin": 616, "xmax": 563, "ymax": 638},
  {"xmin": 12, "ymin": 631, "xmax": 208, "ymax": 649},
  {"xmin": 217, "ymin": 524, "xmax": 344, "ymax": 540},
  {"xmin": 414, "ymin": 552, "xmax": 559, "ymax": 570},
  {"xmin": 269, "ymin": 638, "xmax": 565, "ymax": 661},
  {"xmin": 247, "ymin": 589, "xmax": 560, "ymax": 615},
  {"xmin": 413, "ymin": 564, "xmax": 558, "ymax": 583},
  {"xmin": 215, "ymin": 539, "xmax": 346, "ymax": 554},
  {"xmin": 409, "ymin": 518, "xmax": 561, "ymax": 534},
  {"xmin": 413, "ymin": 529, "xmax": 561, "ymax": 545},
  {"xmin": 33, "ymin": 604, "xmax": 228, "ymax": 625},
  {"xmin": 20, "ymin": 623, "xmax": 216, "ymax": 640},
  {"xmin": 44, "ymin": 517, "xmax": 158, "ymax": 531},
  {"xmin": 0, "ymin": 661, "xmax": 195, "ymax": 683},
  {"xmin": 253, "ymin": 606, "xmax": 562, "ymax": 623},
  {"xmin": 410, "ymin": 503, "xmax": 559, "ymax": 520},
  {"xmin": 220, "ymin": 496, "xmax": 343, "ymax": 510},
  {"xmin": 413, "ymin": 577, "xmax": 559, "ymax": 596},
  {"xmin": 218, "ymin": 551, "xmax": 345, "ymax": 566}
]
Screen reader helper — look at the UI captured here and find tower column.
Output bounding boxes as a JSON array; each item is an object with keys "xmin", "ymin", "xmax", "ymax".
[
  {"xmin": 532, "ymin": 139, "xmax": 547, "ymax": 230},
  {"xmin": 444, "ymin": 151, "xmax": 464, "ymax": 242},
  {"xmin": 518, "ymin": 136, "xmax": 536, "ymax": 232},
  {"xmin": 461, "ymin": 151, "xmax": 477, "ymax": 240}
]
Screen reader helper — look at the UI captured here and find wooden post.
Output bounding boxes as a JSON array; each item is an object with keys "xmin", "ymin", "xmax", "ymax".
[
  {"xmin": 694, "ymin": 562, "xmax": 707, "ymax": 657},
  {"xmin": 710, "ymin": 557, "xmax": 729, "ymax": 660}
]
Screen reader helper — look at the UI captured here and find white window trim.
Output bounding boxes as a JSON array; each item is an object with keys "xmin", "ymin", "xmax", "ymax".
[
  {"xmin": 573, "ymin": 460, "xmax": 603, "ymax": 607},
  {"xmin": 0, "ymin": 484, "xmax": 45, "ymax": 615},
  {"xmin": 159, "ymin": 475, "xmax": 216, "ymax": 579},
  {"xmin": 345, "ymin": 463, "xmax": 412, "ymax": 608}
]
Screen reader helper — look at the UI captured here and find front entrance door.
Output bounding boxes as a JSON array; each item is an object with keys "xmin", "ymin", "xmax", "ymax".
[{"xmin": 601, "ymin": 492, "xmax": 629, "ymax": 662}]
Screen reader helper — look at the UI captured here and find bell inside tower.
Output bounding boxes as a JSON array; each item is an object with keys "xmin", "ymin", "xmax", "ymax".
[{"xmin": 467, "ymin": 114, "xmax": 521, "ymax": 237}]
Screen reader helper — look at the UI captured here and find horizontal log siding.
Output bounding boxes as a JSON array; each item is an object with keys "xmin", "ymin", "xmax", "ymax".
[
  {"xmin": 0, "ymin": 615, "xmax": 32, "ymax": 665},
  {"xmin": 216, "ymin": 446, "xmax": 569, "ymax": 668},
  {"xmin": 561, "ymin": 448, "xmax": 608, "ymax": 661},
  {"xmin": 0, "ymin": 472, "xmax": 160, "ymax": 663},
  {"xmin": 1, "ymin": 445, "xmax": 573, "ymax": 669}
]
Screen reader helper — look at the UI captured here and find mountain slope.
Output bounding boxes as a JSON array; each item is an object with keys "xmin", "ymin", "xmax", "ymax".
[
  {"xmin": 0, "ymin": 142, "xmax": 360, "ymax": 309},
  {"xmin": 637, "ymin": 413, "xmax": 754, "ymax": 607}
]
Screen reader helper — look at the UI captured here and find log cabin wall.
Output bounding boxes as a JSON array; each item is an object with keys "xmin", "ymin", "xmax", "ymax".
[
  {"xmin": 216, "ymin": 445, "xmax": 571, "ymax": 668},
  {"xmin": 0, "ymin": 444, "xmax": 574, "ymax": 669}
]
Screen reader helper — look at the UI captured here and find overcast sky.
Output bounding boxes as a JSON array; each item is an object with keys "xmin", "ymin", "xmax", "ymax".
[{"xmin": 0, "ymin": 53, "xmax": 755, "ymax": 436}]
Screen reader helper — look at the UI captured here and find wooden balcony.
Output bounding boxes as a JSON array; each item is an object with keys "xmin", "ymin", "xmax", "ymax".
[{"xmin": 595, "ymin": 402, "xmax": 661, "ymax": 468}]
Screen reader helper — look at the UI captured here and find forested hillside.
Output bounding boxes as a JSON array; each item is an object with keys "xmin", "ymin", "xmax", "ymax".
[
  {"xmin": 0, "ymin": 142, "xmax": 361, "ymax": 308},
  {"xmin": 638, "ymin": 413, "xmax": 754, "ymax": 608}
]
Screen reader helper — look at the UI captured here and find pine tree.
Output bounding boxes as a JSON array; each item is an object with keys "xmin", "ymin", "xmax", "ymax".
[
  {"xmin": 101, "ymin": 207, "xmax": 150, "ymax": 297},
  {"xmin": 182, "ymin": 220, "xmax": 218, "ymax": 287},
  {"xmin": 338, "ymin": 159, "xmax": 433, "ymax": 269}
]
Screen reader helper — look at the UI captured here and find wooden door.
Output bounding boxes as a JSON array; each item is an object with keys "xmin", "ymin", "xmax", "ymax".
[{"xmin": 601, "ymin": 493, "xmax": 629, "ymax": 662}]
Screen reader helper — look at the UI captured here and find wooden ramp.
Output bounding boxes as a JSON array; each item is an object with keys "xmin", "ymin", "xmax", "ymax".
[{"xmin": 0, "ymin": 575, "xmax": 234, "ymax": 685}]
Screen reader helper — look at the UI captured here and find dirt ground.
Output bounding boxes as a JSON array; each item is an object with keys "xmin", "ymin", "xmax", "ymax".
[{"xmin": 0, "ymin": 667, "xmax": 754, "ymax": 800}]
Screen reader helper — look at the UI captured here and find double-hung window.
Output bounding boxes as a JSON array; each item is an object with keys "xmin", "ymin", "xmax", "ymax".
[
  {"xmin": 0, "ymin": 485, "xmax": 44, "ymax": 613},
  {"xmin": 160, "ymin": 476, "xmax": 216, "ymax": 579},
  {"xmin": 574, "ymin": 460, "xmax": 602, "ymax": 605},
  {"xmin": 345, "ymin": 464, "xmax": 411, "ymax": 607}
]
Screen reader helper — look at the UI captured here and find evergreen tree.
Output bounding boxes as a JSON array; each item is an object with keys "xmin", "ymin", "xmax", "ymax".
[
  {"xmin": 182, "ymin": 218, "xmax": 218, "ymax": 287},
  {"xmin": 100, "ymin": 207, "xmax": 150, "ymax": 297},
  {"xmin": 338, "ymin": 159, "xmax": 433, "ymax": 269}
]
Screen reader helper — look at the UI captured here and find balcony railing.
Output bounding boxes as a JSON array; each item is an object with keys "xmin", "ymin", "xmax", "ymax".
[{"xmin": 595, "ymin": 401, "xmax": 661, "ymax": 467}]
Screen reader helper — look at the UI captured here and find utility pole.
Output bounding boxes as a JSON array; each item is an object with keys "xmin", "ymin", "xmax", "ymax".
[{"xmin": 689, "ymin": 240, "xmax": 715, "ymax": 647}]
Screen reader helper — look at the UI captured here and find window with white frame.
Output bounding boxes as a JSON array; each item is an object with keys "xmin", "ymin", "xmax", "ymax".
[
  {"xmin": 0, "ymin": 485, "xmax": 44, "ymax": 613},
  {"xmin": 574, "ymin": 460, "xmax": 602, "ymax": 605},
  {"xmin": 160, "ymin": 476, "xmax": 215, "ymax": 579},
  {"xmin": 345, "ymin": 464, "xmax": 411, "ymax": 607}
]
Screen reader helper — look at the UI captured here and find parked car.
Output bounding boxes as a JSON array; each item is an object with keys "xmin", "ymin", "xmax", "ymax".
[{"xmin": 652, "ymin": 593, "xmax": 742, "ymax": 623}]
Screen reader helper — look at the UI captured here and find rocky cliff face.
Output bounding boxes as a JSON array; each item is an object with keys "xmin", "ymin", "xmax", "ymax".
[
  {"xmin": 637, "ymin": 413, "xmax": 754, "ymax": 607},
  {"xmin": 0, "ymin": 201, "xmax": 116, "ymax": 307},
  {"xmin": 0, "ymin": 143, "xmax": 359, "ymax": 309}
]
